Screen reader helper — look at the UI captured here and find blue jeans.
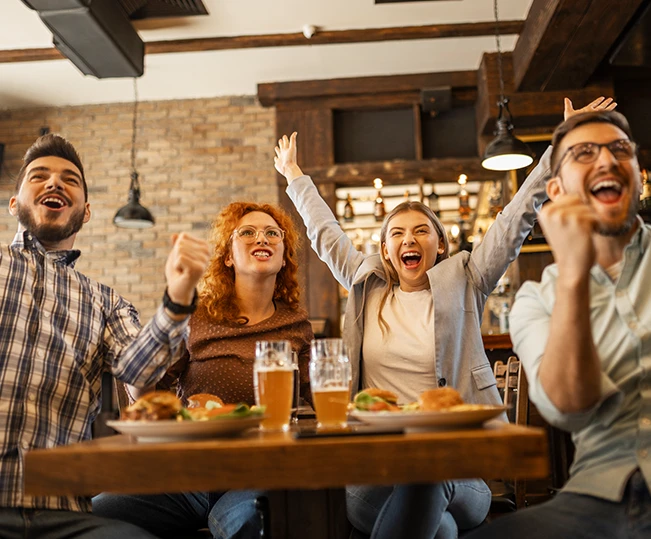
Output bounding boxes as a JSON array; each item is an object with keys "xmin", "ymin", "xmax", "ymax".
[
  {"xmin": 92, "ymin": 490, "xmax": 262, "ymax": 539},
  {"xmin": 464, "ymin": 470, "xmax": 651, "ymax": 539},
  {"xmin": 0, "ymin": 507, "xmax": 158, "ymax": 539},
  {"xmin": 346, "ymin": 479, "xmax": 491, "ymax": 539}
]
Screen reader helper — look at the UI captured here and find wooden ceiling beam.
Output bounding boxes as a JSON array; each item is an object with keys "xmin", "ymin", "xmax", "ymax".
[
  {"xmin": 512, "ymin": 0, "xmax": 647, "ymax": 92},
  {"xmin": 259, "ymin": 71, "xmax": 477, "ymax": 107},
  {"xmin": 299, "ymin": 157, "xmax": 503, "ymax": 187},
  {"xmin": 0, "ymin": 20, "xmax": 523, "ymax": 65},
  {"xmin": 476, "ymin": 52, "xmax": 614, "ymax": 137}
]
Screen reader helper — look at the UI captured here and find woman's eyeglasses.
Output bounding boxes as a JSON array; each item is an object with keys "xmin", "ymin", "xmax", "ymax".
[
  {"xmin": 554, "ymin": 139, "xmax": 637, "ymax": 176},
  {"xmin": 232, "ymin": 225, "xmax": 285, "ymax": 244}
]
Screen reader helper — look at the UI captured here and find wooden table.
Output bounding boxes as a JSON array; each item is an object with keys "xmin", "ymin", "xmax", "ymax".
[
  {"xmin": 25, "ymin": 421, "xmax": 547, "ymax": 496},
  {"xmin": 24, "ymin": 421, "xmax": 548, "ymax": 538}
]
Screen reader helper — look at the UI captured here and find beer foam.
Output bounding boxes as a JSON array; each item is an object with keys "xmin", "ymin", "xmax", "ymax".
[
  {"xmin": 313, "ymin": 386, "xmax": 349, "ymax": 392},
  {"xmin": 255, "ymin": 366, "xmax": 295, "ymax": 372}
]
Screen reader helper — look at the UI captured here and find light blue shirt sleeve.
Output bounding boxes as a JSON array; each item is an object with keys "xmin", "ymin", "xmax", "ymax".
[{"xmin": 510, "ymin": 278, "xmax": 624, "ymax": 432}]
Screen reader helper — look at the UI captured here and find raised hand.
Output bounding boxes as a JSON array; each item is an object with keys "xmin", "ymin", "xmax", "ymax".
[
  {"xmin": 538, "ymin": 195, "xmax": 598, "ymax": 281},
  {"xmin": 564, "ymin": 96, "xmax": 617, "ymax": 121},
  {"xmin": 274, "ymin": 132, "xmax": 304, "ymax": 185},
  {"xmin": 164, "ymin": 232, "xmax": 210, "ymax": 310}
]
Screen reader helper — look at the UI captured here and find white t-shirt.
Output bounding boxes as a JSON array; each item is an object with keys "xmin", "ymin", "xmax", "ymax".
[{"xmin": 362, "ymin": 285, "xmax": 436, "ymax": 403}]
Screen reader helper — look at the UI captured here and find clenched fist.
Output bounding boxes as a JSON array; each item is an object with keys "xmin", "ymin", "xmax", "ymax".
[{"xmin": 164, "ymin": 232, "xmax": 210, "ymax": 308}]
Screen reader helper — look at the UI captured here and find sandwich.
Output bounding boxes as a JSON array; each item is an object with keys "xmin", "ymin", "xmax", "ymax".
[
  {"xmin": 122, "ymin": 391, "xmax": 183, "ymax": 421},
  {"xmin": 179, "ymin": 403, "xmax": 264, "ymax": 421},
  {"xmin": 354, "ymin": 388, "xmax": 400, "ymax": 412},
  {"xmin": 418, "ymin": 387, "xmax": 464, "ymax": 411}
]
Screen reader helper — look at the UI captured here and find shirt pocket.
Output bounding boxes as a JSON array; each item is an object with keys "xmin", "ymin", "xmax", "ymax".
[{"xmin": 471, "ymin": 363, "xmax": 497, "ymax": 390}]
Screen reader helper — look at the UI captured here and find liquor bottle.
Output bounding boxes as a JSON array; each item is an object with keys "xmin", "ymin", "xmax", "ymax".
[
  {"xmin": 458, "ymin": 187, "xmax": 470, "ymax": 220},
  {"xmin": 343, "ymin": 193, "xmax": 355, "ymax": 222},
  {"xmin": 428, "ymin": 191, "xmax": 440, "ymax": 217},
  {"xmin": 374, "ymin": 190, "xmax": 386, "ymax": 222},
  {"xmin": 639, "ymin": 170, "xmax": 651, "ymax": 224},
  {"xmin": 499, "ymin": 301, "xmax": 510, "ymax": 334}
]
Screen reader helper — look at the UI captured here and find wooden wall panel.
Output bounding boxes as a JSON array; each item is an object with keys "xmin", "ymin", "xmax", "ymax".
[{"xmin": 275, "ymin": 108, "xmax": 341, "ymax": 336}]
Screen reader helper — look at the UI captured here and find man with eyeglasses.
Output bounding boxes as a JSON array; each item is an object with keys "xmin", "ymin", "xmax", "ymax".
[{"xmin": 467, "ymin": 110, "xmax": 651, "ymax": 538}]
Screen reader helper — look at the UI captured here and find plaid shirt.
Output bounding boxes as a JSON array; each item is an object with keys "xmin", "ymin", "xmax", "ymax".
[{"xmin": 0, "ymin": 231, "xmax": 188, "ymax": 512}]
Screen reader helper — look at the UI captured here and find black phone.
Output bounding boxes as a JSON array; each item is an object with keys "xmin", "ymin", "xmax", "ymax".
[{"xmin": 293, "ymin": 425, "xmax": 404, "ymax": 439}]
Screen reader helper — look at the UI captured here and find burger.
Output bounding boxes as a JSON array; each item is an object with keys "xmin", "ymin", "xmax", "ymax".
[
  {"xmin": 418, "ymin": 387, "xmax": 464, "ymax": 411},
  {"xmin": 186, "ymin": 393, "xmax": 224, "ymax": 409},
  {"xmin": 122, "ymin": 391, "xmax": 183, "ymax": 421},
  {"xmin": 354, "ymin": 388, "xmax": 400, "ymax": 412}
]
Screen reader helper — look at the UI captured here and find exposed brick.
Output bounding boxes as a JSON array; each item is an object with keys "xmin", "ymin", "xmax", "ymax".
[{"xmin": 0, "ymin": 96, "xmax": 277, "ymax": 321}]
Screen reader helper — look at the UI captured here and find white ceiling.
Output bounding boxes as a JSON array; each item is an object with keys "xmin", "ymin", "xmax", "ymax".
[{"xmin": 0, "ymin": 0, "xmax": 532, "ymax": 110}]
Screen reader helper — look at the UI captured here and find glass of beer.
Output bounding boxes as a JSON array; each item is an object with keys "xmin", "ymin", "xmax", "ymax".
[
  {"xmin": 254, "ymin": 340, "xmax": 296, "ymax": 432},
  {"xmin": 310, "ymin": 338, "xmax": 352, "ymax": 429}
]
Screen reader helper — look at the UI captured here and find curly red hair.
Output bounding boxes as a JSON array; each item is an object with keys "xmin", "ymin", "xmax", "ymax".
[{"xmin": 199, "ymin": 202, "xmax": 301, "ymax": 324}]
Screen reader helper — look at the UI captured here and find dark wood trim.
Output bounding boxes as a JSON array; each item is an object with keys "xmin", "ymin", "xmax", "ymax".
[
  {"xmin": 259, "ymin": 71, "xmax": 478, "ymax": 106},
  {"xmin": 482, "ymin": 333, "xmax": 513, "ymax": 350},
  {"xmin": 0, "ymin": 21, "xmax": 523, "ymax": 65},
  {"xmin": 0, "ymin": 47, "xmax": 64, "ymax": 63},
  {"xmin": 512, "ymin": 0, "xmax": 646, "ymax": 91},
  {"xmin": 299, "ymin": 158, "xmax": 503, "ymax": 187}
]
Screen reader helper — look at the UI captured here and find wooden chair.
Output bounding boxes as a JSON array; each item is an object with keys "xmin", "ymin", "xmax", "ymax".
[{"xmin": 499, "ymin": 355, "xmax": 574, "ymax": 508}]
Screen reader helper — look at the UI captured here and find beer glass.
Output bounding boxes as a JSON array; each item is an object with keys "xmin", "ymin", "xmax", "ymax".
[
  {"xmin": 254, "ymin": 340, "xmax": 296, "ymax": 432},
  {"xmin": 310, "ymin": 338, "xmax": 352, "ymax": 429}
]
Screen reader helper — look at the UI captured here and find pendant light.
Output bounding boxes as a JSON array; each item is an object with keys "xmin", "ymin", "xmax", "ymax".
[
  {"xmin": 113, "ymin": 79, "xmax": 155, "ymax": 229},
  {"xmin": 481, "ymin": 0, "xmax": 534, "ymax": 172}
]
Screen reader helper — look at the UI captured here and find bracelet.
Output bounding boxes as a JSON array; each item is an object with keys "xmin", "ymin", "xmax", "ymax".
[{"xmin": 163, "ymin": 288, "xmax": 198, "ymax": 315}]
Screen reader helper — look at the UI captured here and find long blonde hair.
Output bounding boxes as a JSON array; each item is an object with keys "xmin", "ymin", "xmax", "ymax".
[
  {"xmin": 200, "ymin": 202, "xmax": 301, "ymax": 324},
  {"xmin": 377, "ymin": 201, "xmax": 449, "ymax": 334}
]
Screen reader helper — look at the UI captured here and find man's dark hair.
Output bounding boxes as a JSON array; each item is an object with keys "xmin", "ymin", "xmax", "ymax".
[
  {"xmin": 15, "ymin": 134, "xmax": 87, "ymax": 200},
  {"xmin": 551, "ymin": 111, "xmax": 634, "ymax": 175}
]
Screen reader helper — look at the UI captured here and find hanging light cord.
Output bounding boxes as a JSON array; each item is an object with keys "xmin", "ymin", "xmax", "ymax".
[
  {"xmin": 130, "ymin": 78, "xmax": 139, "ymax": 176},
  {"xmin": 494, "ymin": 0, "xmax": 505, "ymax": 102}
]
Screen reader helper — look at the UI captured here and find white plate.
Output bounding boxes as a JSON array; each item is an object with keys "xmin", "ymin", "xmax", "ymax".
[
  {"xmin": 107, "ymin": 416, "xmax": 263, "ymax": 443},
  {"xmin": 349, "ymin": 405, "xmax": 507, "ymax": 431}
]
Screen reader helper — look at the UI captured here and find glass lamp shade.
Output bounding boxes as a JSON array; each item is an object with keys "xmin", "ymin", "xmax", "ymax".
[
  {"xmin": 482, "ymin": 119, "xmax": 534, "ymax": 171},
  {"xmin": 113, "ymin": 173, "xmax": 155, "ymax": 229}
]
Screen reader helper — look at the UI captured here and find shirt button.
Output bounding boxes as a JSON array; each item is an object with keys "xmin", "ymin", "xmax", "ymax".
[
  {"xmin": 36, "ymin": 350, "xmax": 44, "ymax": 359},
  {"xmin": 438, "ymin": 378, "xmax": 447, "ymax": 387},
  {"xmin": 43, "ymin": 311, "xmax": 50, "ymax": 318},
  {"xmin": 21, "ymin": 442, "xmax": 29, "ymax": 451},
  {"xmin": 27, "ymin": 393, "xmax": 36, "ymax": 402}
]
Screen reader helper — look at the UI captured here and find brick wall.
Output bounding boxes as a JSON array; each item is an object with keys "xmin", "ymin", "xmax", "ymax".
[{"xmin": 0, "ymin": 96, "xmax": 277, "ymax": 321}]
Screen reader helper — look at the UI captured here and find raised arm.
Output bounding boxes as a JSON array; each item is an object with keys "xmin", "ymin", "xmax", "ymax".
[
  {"xmin": 467, "ymin": 97, "xmax": 617, "ymax": 295},
  {"xmin": 275, "ymin": 133, "xmax": 366, "ymax": 290}
]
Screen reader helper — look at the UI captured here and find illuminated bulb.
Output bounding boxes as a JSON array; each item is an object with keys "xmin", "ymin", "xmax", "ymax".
[
  {"xmin": 458, "ymin": 174, "xmax": 468, "ymax": 185},
  {"xmin": 373, "ymin": 178, "xmax": 383, "ymax": 189}
]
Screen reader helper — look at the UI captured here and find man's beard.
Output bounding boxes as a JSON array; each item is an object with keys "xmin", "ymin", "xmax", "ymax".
[
  {"xmin": 595, "ymin": 194, "xmax": 640, "ymax": 237},
  {"xmin": 15, "ymin": 201, "xmax": 85, "ymax": 245}
]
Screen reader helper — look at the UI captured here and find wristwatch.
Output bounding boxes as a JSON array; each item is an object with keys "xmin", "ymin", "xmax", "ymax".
[{"xmin": 163, "ymin": 288, "xmax": 198, "ymax": 315}]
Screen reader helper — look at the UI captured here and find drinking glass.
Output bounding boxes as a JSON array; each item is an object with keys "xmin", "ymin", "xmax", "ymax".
[
  {"xmin": 254, "ymin": 340, "xmax": 296, "ymax": 432},
  {"xmin": 309, "ymin": 338, "xmax": 352, "ymax": 429}
]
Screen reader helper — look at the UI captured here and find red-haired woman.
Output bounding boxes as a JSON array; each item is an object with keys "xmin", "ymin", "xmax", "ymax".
[{"xmin": 94, "ymin": 202, "xmax": 313, "ymax": 539}]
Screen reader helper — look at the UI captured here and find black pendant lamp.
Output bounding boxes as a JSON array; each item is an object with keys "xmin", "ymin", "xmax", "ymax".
[
  {"xmin": 113, "ymin": 79, "xmax": 155, "ymax": 229},
  {"xmin": 481, "ymin": 0, "xmax": 533, "ymax": 172}
]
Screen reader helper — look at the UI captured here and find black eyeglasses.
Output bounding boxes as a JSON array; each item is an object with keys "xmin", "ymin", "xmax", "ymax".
[
  {"xmin": 232, "ymin": 225, "xmax": 285, "ymax": 244},
  {"xmin": 554, "ymin": 139, "xmax": 637, "ymax": 176}
]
